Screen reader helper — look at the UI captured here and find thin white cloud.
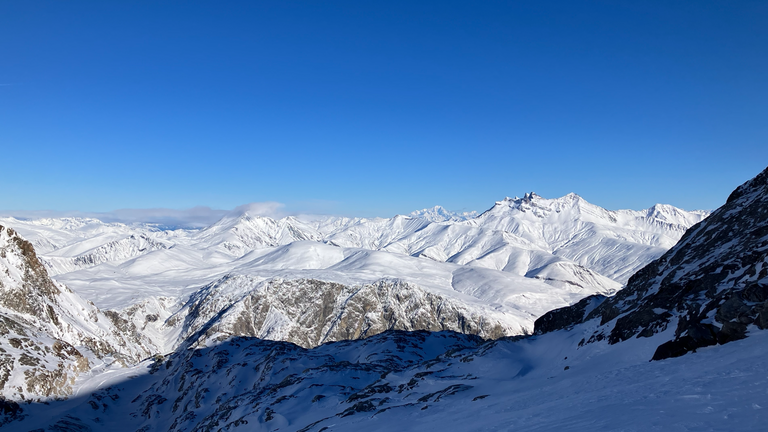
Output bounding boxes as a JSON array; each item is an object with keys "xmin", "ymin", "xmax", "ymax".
[
  {"xmin": 0, "ymin": 202, "xmax": 287, "ymax": 229},
  {"xmin": 229, "ymin": 202, "xmax": 287, "ymax": 218}
]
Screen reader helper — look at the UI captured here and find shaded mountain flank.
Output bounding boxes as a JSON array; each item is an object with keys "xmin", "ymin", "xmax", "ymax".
[{"xmin": 535, "ymin": 165, "xmax": 768, "ymax": 360}]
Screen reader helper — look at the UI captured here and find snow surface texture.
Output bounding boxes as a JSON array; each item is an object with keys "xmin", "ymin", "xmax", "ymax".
[
  {"xmin": 0, "ymin": 194, "xmax": 706, "ymax": 348},
  {"xmin": 5, "ymin": 325, "xmax": 767, "ymax": 431}
]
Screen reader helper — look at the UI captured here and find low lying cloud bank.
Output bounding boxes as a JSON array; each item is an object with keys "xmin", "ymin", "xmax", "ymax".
[{"xmin": 0, "ymin": 202, "xmax": 287, "ymax": 229}]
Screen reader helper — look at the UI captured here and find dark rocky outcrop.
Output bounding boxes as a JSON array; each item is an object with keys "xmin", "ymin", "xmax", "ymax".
[
  {"xmin": 534, "ymin": 165, "xmax": 768, "ymax": 361},
  {"xmin": 173, "ymin": 277, "xmax": 513, "ymax": 350},
  {"xmin": 533, "ymin": 295, "xmax": 609, "ymax": 334},
  {"xmin": 0, "ymin": 396, "xmax": 23, "ymax": 425}
]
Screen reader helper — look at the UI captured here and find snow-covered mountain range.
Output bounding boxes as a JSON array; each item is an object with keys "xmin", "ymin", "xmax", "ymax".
[
  {"xmin": 2, "ymin": 168, "xmax": 766, "ymax": 432},
  {"xmin": 0, "ymin": 193, "xmax": 707, "ymax": 352}
]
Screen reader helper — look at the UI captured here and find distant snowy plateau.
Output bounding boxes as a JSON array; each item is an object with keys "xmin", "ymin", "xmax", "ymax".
[{"xmin": 4, "ymin": 178, "xmax": 768, "ymax": 431}]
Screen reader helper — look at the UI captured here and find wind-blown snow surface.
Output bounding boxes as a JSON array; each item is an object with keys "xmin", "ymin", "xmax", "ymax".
[
  {"xmin": 6, "ymin": 187, "xmax": 767, "ymax": 431},
  {"xmin": 0, "ymin": 194, "xmax": 706, "ymax": 345},
  {"xmin": 6, "ymin": 327, "xmax": 767, "ymax": 431}
]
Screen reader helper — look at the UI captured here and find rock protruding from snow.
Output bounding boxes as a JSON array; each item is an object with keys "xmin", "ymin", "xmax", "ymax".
[
  {"xmin": 172, "ymin": 276, "xmax": 516, "ymax": 350},
  {"xmin": 18, "ymin": 327, "xmax": 768, "ymax": 431},
  {"xmin": 534, "ymin": 165, "xmax": 768, "ymax": 361}
]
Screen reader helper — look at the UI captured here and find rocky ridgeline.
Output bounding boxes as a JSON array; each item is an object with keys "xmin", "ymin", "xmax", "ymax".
[
  {"xmin": 534, "ymin": 165, "xmax": 768, "ymax": 360},
  {"xmin": 1, "ymin": 167, "xmax": 765, "ymax": 430},
  {"xmin": 0, "ymin": 165, "xmax": 758, "ymax": 411},
  {"xmin": 0, "ymin": 225, "xmax": 157, "ymax": 401},
  {"xmin": 170, "ymin": 276, "xmax": 514, "ymax": 350}
]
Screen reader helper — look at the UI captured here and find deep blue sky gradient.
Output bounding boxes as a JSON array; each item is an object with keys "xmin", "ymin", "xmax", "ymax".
[{"xmin": 1, "ymin": 1, "xmax": 767, "ymax": 217}]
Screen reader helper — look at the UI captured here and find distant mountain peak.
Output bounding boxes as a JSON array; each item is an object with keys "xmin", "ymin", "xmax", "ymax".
[
  {"xmin": 499, "ymin": 192, "xmax": 580, "ymax": 206},
  {"xmin": 409, "ymin": 205, "xmax": 478, "ymax": 223},
  {"xmin": 523, "ymin": 191, "xmax": 540, "ymax": 201}
]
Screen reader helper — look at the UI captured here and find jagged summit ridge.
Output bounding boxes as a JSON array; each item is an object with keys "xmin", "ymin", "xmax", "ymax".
[{"xmin": 1, "ymin": 176, "xmax": 764, "ymax": 430}]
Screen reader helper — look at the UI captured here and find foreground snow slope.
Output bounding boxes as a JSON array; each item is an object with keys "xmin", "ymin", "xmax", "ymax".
[{"xmin": 6, "ymin": 325, "xmax": 767, "ymax": 431}]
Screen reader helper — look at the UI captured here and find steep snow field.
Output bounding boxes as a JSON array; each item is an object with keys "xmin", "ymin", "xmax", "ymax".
[{"xmin": 9, "ymin": 325, "xmax": 767, "ymax": 431}]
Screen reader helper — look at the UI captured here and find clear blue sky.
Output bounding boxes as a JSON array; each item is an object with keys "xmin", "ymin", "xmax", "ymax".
[{"xmin": 1, "ymin": 1, "xmax": 766, "ymax": 217}]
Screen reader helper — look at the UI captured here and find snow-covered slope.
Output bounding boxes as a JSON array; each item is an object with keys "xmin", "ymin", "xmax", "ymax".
[
  {"xmin": 409, "ymin": 205, "xmax": 479, "ymax": 222},
  {"xmin": 535, "ymin": 165, "xmax": 768, "ymax": 361},
  {"xmin": 3, "ymin": 168, "xmax": 766, "ymax": 431},
  {"xmin": 1, "ymin": 193, "xmax": 706, "ymax": 285},
  {"xmin": 0, "ymin": 225, "xmax": 157, "ymax": 401},
  {"xmin": 467, "ymin": 193, "xmax": 709, "ymax": 282},
  {"xmin": 7, "ymin": 313, "xmax": 768, "ymax": 431},
  {"xmin": 194, "ymin": 213, "xmax": 323, "ymax": 257}
]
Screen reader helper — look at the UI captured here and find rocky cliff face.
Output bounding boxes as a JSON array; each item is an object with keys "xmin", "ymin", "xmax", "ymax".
[
  {"xmin": 534, "ymin": 166, "xmax": 768, "ymax": 361},
  {"xmin": 170, "ymin": 276, "xmax": 515, "ymax": 350},
  {"xmin": 0, "ymin": 225, "xmax": 156, "ymax": 400}
]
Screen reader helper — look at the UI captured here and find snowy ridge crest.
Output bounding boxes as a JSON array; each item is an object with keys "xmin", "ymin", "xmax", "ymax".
[{"xmin": 409, "ymin": 206, "xmax": 479, "ymax": 223}]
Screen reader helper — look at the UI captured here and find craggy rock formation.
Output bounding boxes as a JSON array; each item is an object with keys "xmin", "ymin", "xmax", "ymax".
[
  {"xmin": 534, "ymin": 166, "xmax": 768, "ymax": 361},
  {"xmin": 0, "ymin": 225, "xmax": 156, "ymax": 400},
  {"xmin": 173, "ymin": 277, "xmax": 514, "ymax": 350}
]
